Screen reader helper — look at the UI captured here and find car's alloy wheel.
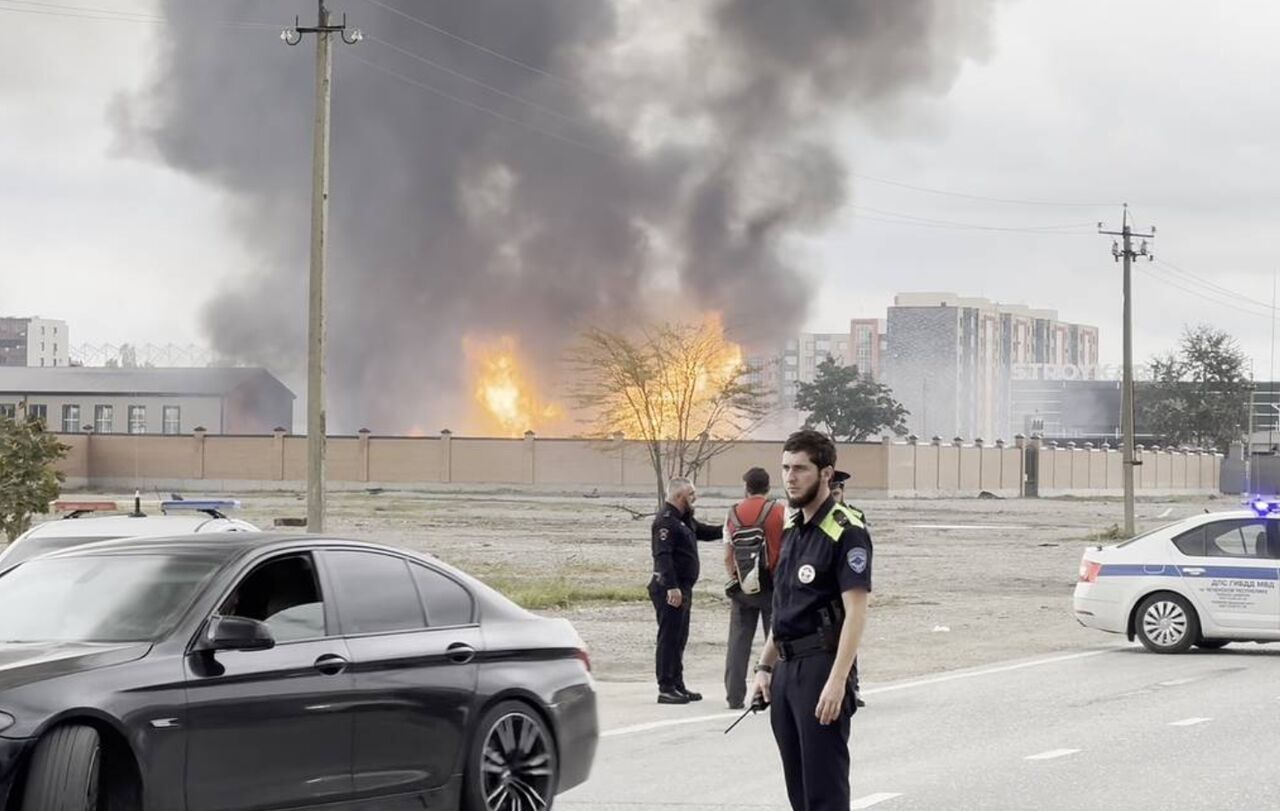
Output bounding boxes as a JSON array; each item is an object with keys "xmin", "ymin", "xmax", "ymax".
[
  {"xmin": 480, "ymin": 710, "xmax": 555, "ymax": 811},
  {"xmin": 1135, "ymin": 593, "xmax": 1198, "ymax": 653}
]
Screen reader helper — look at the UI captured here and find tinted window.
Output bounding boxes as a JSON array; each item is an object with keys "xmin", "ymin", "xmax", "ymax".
[
  {"xmin": 1204, "ymin": 520, "xmax": 1270, "ymax": 558},
  {"xmin": 327, "ymin": 552, "xmax": 425, "ymax": 635},
  {"xmin": 0, "ymin": 554, "xmax": 218, "ymax": 642},
  {"xmin": 411, "ymin": 564, "xmax": 475, "ymax": 627},
  {"xmin": 1172, "ymin": 527, "xmax": 1205, "ymax": 557},
  {"xmin": 220, "ymin": 554, "xmax": 326, "ymax": 642}
]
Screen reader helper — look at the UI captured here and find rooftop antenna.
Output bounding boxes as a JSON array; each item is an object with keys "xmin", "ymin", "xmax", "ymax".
[{"xmin": 129, "ymin": 490, "xmax": 144, "ymax": 518}]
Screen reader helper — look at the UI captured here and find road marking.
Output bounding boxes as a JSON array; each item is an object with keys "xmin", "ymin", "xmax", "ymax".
[
  {"xmin": 864, "ymin": 649, "xmax": 1114, "ymax": 696},
  {"xmin": 902, "ymin": 524, "xmax": 1031, "ymax": 530},
  {"xmin": 1169, "ymin": 717, "xmax": 1212, "ymax": 727},
  {"xmin": 602, "ymin": 648, "xmax": 1118, "ymax": 738},
  {"xmin": 1157, "ymin": 677, "xmax": 1199, "ymax": 687},
  {"xmin": 852, "ymin": 793, "xmax": 903, "ymax": 809},
  {"xmin": 1025, "ymin": 749, "xmax": 1081, "ymax": 761},
  {"xmin": 1158, "ymin": 508, "xmax": 1173, "ymax": 518},
  {"xmin": 602, "ymin": 712, "xmax": 741, "ymax": 738}
]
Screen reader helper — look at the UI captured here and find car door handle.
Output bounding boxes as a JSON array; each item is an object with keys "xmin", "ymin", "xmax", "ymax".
[
  {"xmin": 446, "ymin": 643, "xmax": 476, "ymax": 665},
  {"xmin": 313, "ymin": 654, "xmax": 349, "ymax": 676},
  {"xmin": 1182, "ymin": 567, "xmax": 1205, "ymax": 576}
]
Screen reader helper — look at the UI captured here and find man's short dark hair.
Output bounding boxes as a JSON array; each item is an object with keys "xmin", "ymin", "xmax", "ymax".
[
  {"xmin": 783, "ymin": 429, "xmax": 837, "ymax": 471},
  {"xmin": 743, "ymin": 466, "xmax": 770, "ymax": 495}
]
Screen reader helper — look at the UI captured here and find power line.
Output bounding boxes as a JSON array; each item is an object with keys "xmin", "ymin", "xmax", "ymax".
[
  {"xmin": 343, "ymin": 50, "xmax": 619, "ymax": 161},
  {"xmin": 852, "ymin": 172, "xmax": 1119, "ymax": 208},
  {"xmin": 366, "ymin": 34, "xmax": 588, "ymax": 131},
  {"xmin": 850, "ymin": 205, "xmax": 1096, "ymax": 234},
  {"xmin": 360, "ymin": 0, "xmax": 581, "ymax": 91},
  {"xmin": 0, "ymin": 0, "xmax": 275, "ymax": 28},
  {"xmin": 1136, "ymin": 264, "xmax": 1275, "ymax": 320},
  {"xmin": 1154, "ymin": 257, "xmax": 1266, "ymax": 303}
]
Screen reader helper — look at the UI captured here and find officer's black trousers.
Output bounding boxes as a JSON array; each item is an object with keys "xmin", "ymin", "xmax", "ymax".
[
  {"xmin": 770, "ymin": 651, "xmax": 854, "ymax": 811},
  {"xmin": 648, "ymin": 580, "xmax": 692, "ymax": 691}
]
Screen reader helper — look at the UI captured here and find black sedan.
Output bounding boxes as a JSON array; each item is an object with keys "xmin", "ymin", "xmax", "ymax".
[{"xmin": 0, "ymin": 533, "xmax": 597, "ymax": 810}]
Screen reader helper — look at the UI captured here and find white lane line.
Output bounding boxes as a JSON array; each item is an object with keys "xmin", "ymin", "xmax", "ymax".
[
  {"xmin": 1024, "ymin": 749, "xmax": 1081, "ymax": 761},
  {"xmin": 1157, "ymin": 677, "xmax": 1199, "ymax": 687},
  {"xmin": 852, "ymin": 793, "xmax": 904, "ymax": 809},
  {"xmin": 1158, "ymin": 508, "xmax": 1173, "ymax": 518},
  {"xmin": 902, "ymin": 524, "xmax": 1031, "ymax": 530},
  {"xmin": 1169, "ymin": 717, "xmax": 1212, "ymax": 727},
  {"xmin": 865, "ymin": 649, "xmax": 1113, "ymax": 696},
  {"xmin": 602, "ymin": 648, "xmax": 1117, "ymax": 738}
]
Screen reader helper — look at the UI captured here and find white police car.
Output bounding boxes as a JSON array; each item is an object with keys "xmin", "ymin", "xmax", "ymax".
[
  {"xmin": 1074, "ymin": 499, "xmax": 1280, "ymax": 653},
  {"xmin": 0, "ymin": 497, "xmax": 258, "ymax": 569}
]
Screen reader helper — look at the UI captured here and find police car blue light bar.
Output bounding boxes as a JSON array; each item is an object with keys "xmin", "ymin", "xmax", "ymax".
[
  {"xmin": 1245, "ymin": 496, "xmax": 1280, "ymax": 516},
  {"xmin": 161, "ymin": 499, "xmax": 242, "ymax": 513}
]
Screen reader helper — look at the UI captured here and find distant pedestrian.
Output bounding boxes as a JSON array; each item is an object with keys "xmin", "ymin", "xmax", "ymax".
[{"xmin": 722, "ymin": 466, "xmax": 785, "ymax": 709}]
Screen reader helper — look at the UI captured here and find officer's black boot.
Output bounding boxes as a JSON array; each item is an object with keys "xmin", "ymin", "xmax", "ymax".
[
  {"xmin": 657, "ymin": 688, "xmax": 690, "ymax": 705},
  {"xmin": 675, "ymin": 685, "xmax": 703, "ymax": 702}
]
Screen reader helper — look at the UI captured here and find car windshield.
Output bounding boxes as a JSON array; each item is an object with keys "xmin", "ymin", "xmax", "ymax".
[
  {"xmin": 0, "ymin": 535, "xmax": 125, "ymax": 568},
  {"xmin": 0, "ymin": 554, "xmax": 220, "ymax": 643}
]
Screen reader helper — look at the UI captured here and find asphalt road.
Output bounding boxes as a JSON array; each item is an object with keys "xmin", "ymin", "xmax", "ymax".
[{"xmin": 560, "ymin": 640, "xmax": 1280, "ymax": 809}]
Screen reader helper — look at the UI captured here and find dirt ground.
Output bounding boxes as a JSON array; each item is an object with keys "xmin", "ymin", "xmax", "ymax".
[{"xmin": 55, "ymin": 488, "xmax": 1229, "ymax": 690}]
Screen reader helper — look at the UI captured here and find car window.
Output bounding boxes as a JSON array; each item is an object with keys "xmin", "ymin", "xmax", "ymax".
[
  {"xmin": 1203, "ymin": 520, "xmax": 1270, "ymax": 559},
  {"xmin": 0, "ymin": 554, "xmax": 219, "ymax": 643},
  {"xmin": 220, "ymin": 554, "xmax": 326, "ymax": 642},
  {"xmin": 411, "ymin": 564, "xmax": 475, "ymax": 627},
  {"xmin": 1172, "ymin": 526, "xmax": 1205, "ymax": 557},
  {"xmin": 0, "ymin": 535, "xmax": 125, "ymax": 568},
  {"xmin": 326, "ymin": 551, "xmax": 426, "ymax": 635}
]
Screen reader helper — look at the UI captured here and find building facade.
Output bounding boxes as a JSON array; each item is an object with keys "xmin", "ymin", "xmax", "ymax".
[
  {"xmin": 0, "ymin": 367, "xmax": 294, "ymax": 434},
  {"xmin": 0, "ymin": 317, "xmax": 69, "ymax": 368},
  {"xmin": 849, "ymin": 318, "xmax": 887, "ymax": 379},
  {"xmin": 883, "ymin": 293, "xmax": 1100, "ymax": 441}
]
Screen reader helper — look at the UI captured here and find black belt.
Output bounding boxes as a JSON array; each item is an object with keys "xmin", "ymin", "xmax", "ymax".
[{"xmin": 776, "ymin": 633, "xmax": 832, "ymax": 661}]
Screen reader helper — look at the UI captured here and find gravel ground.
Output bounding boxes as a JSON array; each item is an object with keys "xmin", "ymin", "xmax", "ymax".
[{"xmin": 45, "ymin": 487, "xmax": 1229, "ymax": 691}]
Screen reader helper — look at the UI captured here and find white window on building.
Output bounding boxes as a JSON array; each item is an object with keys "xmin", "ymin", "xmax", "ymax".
[
  {"xmin": 0, "ymin": 404, "xmax": 15, "ymax": 420},
  {"xmin": 784, "ymin": 370, "xmax": 798, "ymax": 381},
  {"xmin": 163, "ymin": 406, "xmax": 181, "ymax": 435},
  {"xmin": 785, "ymin": 355, "xmax": 798, "ymax": 366},
  {"xmin": 62, "ymin": 404, "xmax": 80, "ymax": 433},
  {"xmin": 95, "ymin": 405, "xmax": 113, "ymax": 433},
  {"xmin": 27, "ymin": 404, "xmax": 47, "ymax": 424},
  {"xmin": 128, "ymin": 406, "xmax": 146, "ymax": 434}
]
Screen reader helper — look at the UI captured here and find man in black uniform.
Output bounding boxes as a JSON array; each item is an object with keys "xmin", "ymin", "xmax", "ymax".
[
  {"xmin": 650, "ymin": 477, "xmax": 723, "ymax": 704},
  {"xmin": 751, "ymin": 430, "xmax": 871, "ymax": 811}
]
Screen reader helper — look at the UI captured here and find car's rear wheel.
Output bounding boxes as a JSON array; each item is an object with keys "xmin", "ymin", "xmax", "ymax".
[
  {"xmin": 21, "ymin": 724, "xmax": 101, "ymax": 811},
  {"xmin": 465, "ymin": 700, "xmax": 558, "ymax": 811},
  {"xmin": 1135, "ymin": 593, "xmax": 1199, "ymax": 653},
  {"xmin": 1195, "ymin": 639, "xmax": 1230, "ymax": 650}
]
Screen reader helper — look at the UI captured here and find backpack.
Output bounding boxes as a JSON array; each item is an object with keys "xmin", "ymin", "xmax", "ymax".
[{"xmin": 730, "ymin": 500, "xmax": 777, "ymax": 596}]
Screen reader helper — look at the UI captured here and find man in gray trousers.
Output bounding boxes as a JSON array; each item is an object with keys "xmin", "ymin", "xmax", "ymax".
[{"xmin": 722, "ymin": 467, "xmax": 785, "ymax": 709}]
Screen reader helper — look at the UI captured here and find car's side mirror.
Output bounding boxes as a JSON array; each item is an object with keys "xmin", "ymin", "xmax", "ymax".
[{"xmin": 202, "ymin": 615, "xmax": 275, "ymax": 652}]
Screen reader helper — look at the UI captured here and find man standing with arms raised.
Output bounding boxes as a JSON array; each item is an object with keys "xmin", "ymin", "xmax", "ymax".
[{"xmin": 751, "ymin": 430, "xmax": 872, "ymax": 810}]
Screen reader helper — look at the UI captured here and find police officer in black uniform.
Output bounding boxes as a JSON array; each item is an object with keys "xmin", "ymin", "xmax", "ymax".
[
  {"xmin": 650, "ymin": 476, "xmax": 723, "ymax": 704},
  {"xmin": 751, "ymin": 430, "xmax": 872, "ymax": 811}
]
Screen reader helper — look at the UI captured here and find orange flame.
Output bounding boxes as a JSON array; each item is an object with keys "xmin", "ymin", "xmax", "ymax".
[{"xmin": 464, "ymin": 336, "xmax": 564, "ymax": 436}]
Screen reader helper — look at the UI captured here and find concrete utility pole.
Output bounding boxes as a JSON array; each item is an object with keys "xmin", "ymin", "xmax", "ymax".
[
  {"xmin": 282, "ymin": 2, "xmax": 361, "ymax": 533},
  {"xmin": 1099, "ymin": 204, "xmax": 1155, "ymax": 537}
]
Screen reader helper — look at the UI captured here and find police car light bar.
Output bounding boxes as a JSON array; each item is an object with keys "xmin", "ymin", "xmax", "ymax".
[
  {"xmin": 161, "ymin": 499, "xmax": 242, "ymax": 514},
  {"xmin": 53, "ymin": 501, "xmax": 118, "ymax": 513},
  {"xmin": 1246, "ymin": 496, "xmax": 1280, "ymax": 516}
]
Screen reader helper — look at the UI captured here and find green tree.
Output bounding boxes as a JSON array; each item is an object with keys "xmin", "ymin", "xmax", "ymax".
[
  {"xmin": 796, "ymin": 357, "xmax": 909, "ymax": 442},
  {"xmin": 1141, "ymin": 324, "xmax": 1250, "ymax": 451},
  {"xmin": 0, "ymin": 415, "xmax": 71, "ymax": 541}
]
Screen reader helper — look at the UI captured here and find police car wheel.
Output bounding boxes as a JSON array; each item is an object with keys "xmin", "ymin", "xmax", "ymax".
[
  {"xmin": 1135, "ymin": 593, "xmax": 1198, "ymax": 654},
  {"xmin": 1194, "ymin": 639, "xmax": 1230, "ymax": 650},
  {"xmin": 464, "ymin": 700, "xmax": 558, "ymax": 811}
]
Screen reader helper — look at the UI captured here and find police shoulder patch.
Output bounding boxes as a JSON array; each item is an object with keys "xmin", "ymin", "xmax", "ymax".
[
  {"xmin": 847, "ymin": 546, "xmax": 868, "ymax": 574},
  {"xmin": 832, "ymin": 510, "xmax": 850, "ymax": 527}
]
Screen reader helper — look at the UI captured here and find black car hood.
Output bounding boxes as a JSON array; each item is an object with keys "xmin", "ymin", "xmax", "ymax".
[{"xmin": 0, "ymin": 642, "xmax": 150, "ymax": 691}]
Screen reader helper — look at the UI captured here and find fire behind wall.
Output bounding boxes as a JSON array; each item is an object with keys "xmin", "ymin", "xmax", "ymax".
[{"xmin": 118, "ymin": 0, "xmax": 995, "ymax": 433}]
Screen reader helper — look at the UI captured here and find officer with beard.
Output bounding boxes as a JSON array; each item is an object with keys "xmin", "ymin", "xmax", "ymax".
[{"xmin": 750, "ymin": 430, "xmax": 872, "ymax": 811}]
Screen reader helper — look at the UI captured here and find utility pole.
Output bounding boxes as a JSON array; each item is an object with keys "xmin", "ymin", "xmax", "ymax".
[
  {"xmin": 282, "ymin": 3, "xmax": 361, "ymax": 533},
  {"xmin": 1099, "ymin": 204, "xmax": 1155, "ymax": 537}
]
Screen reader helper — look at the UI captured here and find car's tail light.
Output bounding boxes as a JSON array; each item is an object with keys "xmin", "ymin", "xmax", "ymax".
[
  {"xmin": 1079, "ymin": 560, "xmax": 1102, "ymax": 583},
  {"xmin": 574, "ymin": 648, "xmax": 592, "ymax": 672}
]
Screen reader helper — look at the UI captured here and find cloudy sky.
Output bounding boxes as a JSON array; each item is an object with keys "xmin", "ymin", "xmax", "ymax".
[{"xmin": 3, "ymin": 0, "xmax": 1280, "ymax": 419}]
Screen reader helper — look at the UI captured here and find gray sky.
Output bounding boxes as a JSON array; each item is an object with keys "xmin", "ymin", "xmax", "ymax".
[{"xmin": 3, "ymin": 0, "xmax": 1280, "ymax": 393}]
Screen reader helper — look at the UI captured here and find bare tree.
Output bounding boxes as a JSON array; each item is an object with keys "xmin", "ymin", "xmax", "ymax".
[{"xmin": 569, "ymin": 319, "xmax": 772, "ymax": 508}]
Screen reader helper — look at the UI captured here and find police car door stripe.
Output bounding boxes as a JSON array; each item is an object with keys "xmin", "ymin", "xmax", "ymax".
[
  {"xmin": 1098, "ymin": 564, "xmax": 1280, "ymax": 580},
  {"xmin": 1097, "ymin": 564, "xmax": 1181, "ymax": 577},
  {"xmin": 1180, "ymin": 566, "xmax": 1280, "ymax": 580}
]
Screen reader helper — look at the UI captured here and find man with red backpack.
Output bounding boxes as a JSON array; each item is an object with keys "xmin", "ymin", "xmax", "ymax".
[{"xmin": 722, "ymin": 466, "xmax": 785, "ymax": 709}]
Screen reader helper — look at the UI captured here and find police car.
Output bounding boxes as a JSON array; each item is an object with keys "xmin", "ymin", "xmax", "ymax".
[
  {"xmin": 0, "ymin": 497, "xmax": 258, "ymax": 569},
  {"xmin": 1074, "ymin": 499, "xmax": 1280, "ymax": 653}
]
